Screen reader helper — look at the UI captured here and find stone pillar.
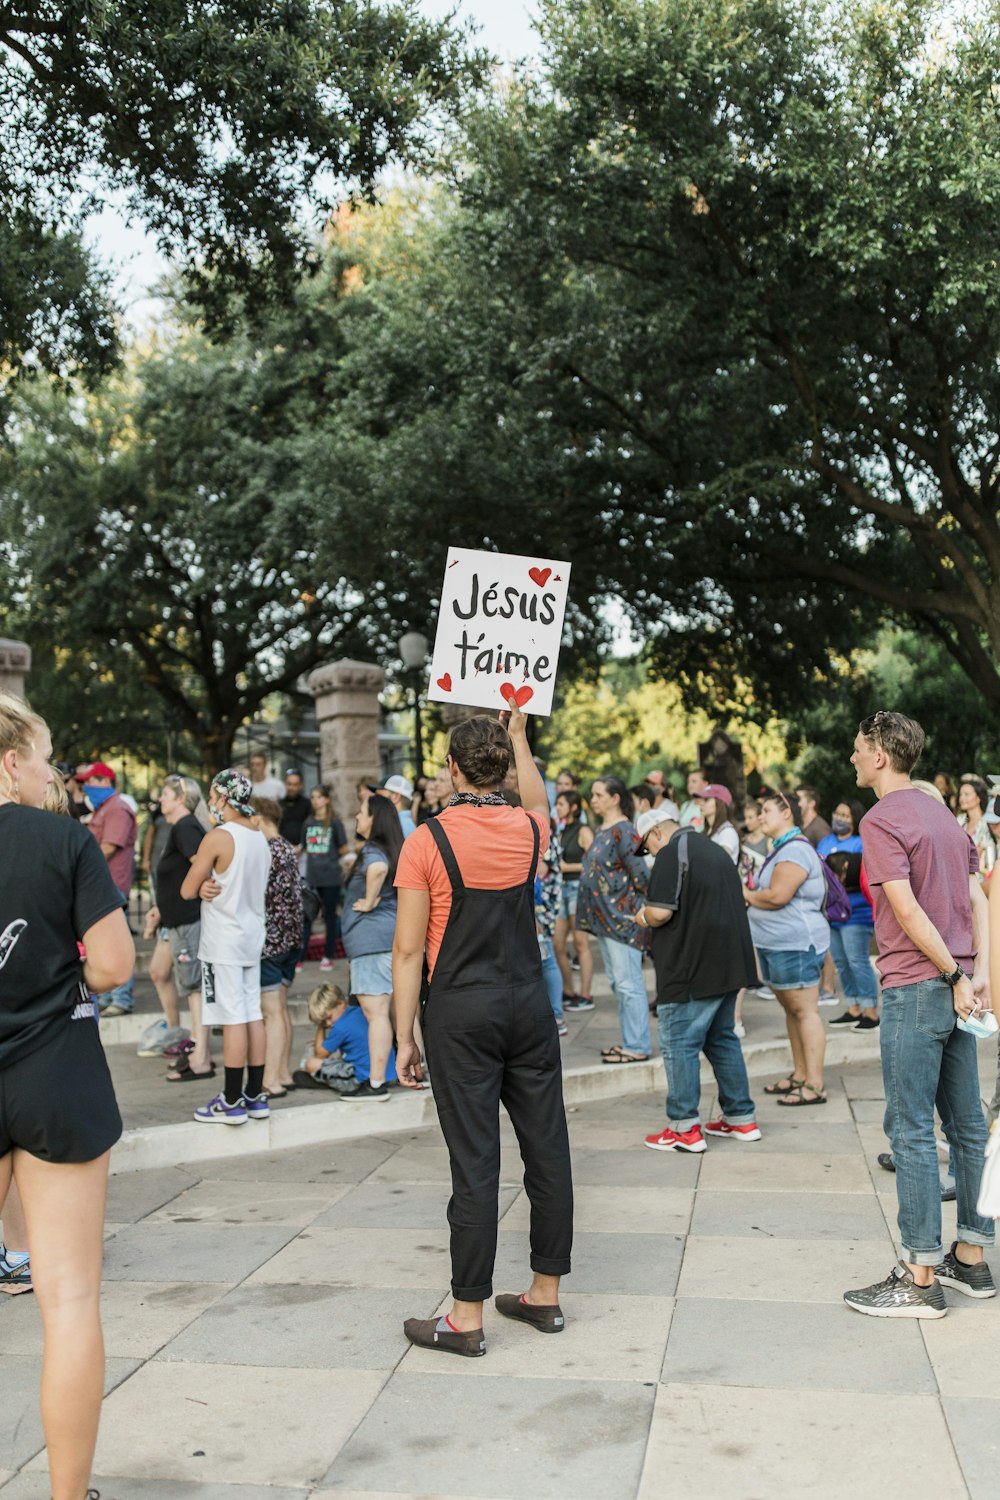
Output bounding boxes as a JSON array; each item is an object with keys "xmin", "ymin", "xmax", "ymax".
[
  {"xmin": 308, "ymin": 659, "xmax": 385, "ymax": 820},
  {"xmin": 698, "ymin": 727, "xmax": 746, "ymax": 815},
  {"xmin": 0, "ymin": 639, "xmax": 31, "ymax": 698}
]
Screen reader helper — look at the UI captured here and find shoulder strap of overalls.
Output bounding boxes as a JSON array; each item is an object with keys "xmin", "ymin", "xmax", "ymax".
[
  {"xmin": 524, "ymin": 814, "xmax": 540, "ymax": 891},
  {"xmin": 426, "ymin": 816, "xmax": 465, "ymax": 892}
]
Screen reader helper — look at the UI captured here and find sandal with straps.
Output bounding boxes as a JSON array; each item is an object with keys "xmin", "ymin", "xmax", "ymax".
[
  {"xmin": 764, "ymin": 1076, "xmax": 803, "ymax": 1096},
  {"xmin": 777, "ymin": 1082, "xmax": 827, "ymax": 1107}
]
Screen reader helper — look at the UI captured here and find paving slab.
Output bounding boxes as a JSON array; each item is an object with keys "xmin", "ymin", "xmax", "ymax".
[
  {"xmin": 159, "ymin": 1285, "xmax": 440, "ymax": 1370},
  {"xmin": 401, "ymin": 1292, "xmax": 675, "ymax": 1383},
  {"xmin": 638, "ymin": 1383, "xmax": 969, "ymax": 1500},
  {"xmin": 1, "ymin": 1480, "xmax": 310, "ymax": 1499},
  {"xmin": 663, "ymin": 1297, "xmax": 937, "ymax": 1394},
  {"xmin": 711, "ymin": 1121, "xmax": 862, "ymax": 1155},
  {"xmin": 247, "ymin": 1226, "xmax": 453, "ymax": 1289},
  {"xmin": 502, "ymin": 1183, "xmax": 693, "ymax": 1236},
  {"xmin": 314, "ymin": 1183, "xmax": 518, "ymax": 1231},
  {"xmin": 63, "ymin": 1362, "xmax": 386, "ymax": 1488},
  {"xmin": 920, "ymin": 1296, "xmax": 1000, "ymax": 1396},
  {"xmin": 494, "ymin": 1228, "xmax": 684, "ymax": 1296},
  {"xmin": 176, "ymin": 1136, "xmax": 402, "ymax": 1183},
  {"xmin": 696, "ymin": 1148, "xmax": 873, "ymax": 1194},
  {"xmin": 101, "ymin": 1221, "xmax": 298, "ymax": 1283},
  {"xmin": 105, "ymin": 1164, "xmax": 201, "ymax": 1222},
  {"xmin": 0, "ymin": 1357, "xmax": 140, "ymax": 1472},
  {"xmin": 148, "ymin": 1178, "xmax": 351, "ymax": 1227},
  {"xmin": 689, "ymin": 1187, "xmax": 889, "ymax": 1240},
  {"xmin": 941, "ymin": 1396, "xmax": 1000, "ymax": 1500},
  {"xmin": 2, "ymin": 1280, "xmax": 228, "ymax": 1361},
  {"xmin": 322, "ymin": 1371, "xmax": 657, "ymax": 1498},
  {"xmin": 676, "ymin": 1235, "xmax": 889, "ymax": 1302}
]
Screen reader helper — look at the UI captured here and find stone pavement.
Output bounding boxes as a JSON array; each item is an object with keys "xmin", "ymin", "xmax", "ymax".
[{"xmin": 2, "ymin": 1052, "xmax": 999, "ymax": 1500}]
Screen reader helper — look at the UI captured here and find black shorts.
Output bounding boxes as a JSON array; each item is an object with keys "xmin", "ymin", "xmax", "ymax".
[{"xmin": 0, "ymin": 1014, "xmax": 123, "ymax": 1164}]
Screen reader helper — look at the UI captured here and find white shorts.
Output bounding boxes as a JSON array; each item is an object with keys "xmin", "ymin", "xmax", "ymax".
[{"xmin": 202, "ymin": 961, "xmax": 262, "ymax": 1025}]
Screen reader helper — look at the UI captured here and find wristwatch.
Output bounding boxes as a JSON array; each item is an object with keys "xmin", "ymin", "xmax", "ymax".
[{"xmin": 940, "ymin": 964, "xmax": 967, "ymax": 988}]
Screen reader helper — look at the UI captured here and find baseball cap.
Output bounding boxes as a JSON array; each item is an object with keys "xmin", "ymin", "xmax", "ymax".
[
  {"xmin": 211, "ymin": 768, "xmax": 254, "ymax": 817},
  {"xmin": 381, "ymin": 774, "xmax": 414, "ymax": 800},
  {"xmin": 77, "ymin": 762, "xmax": 117, "ymax": 784},
  {"xmin": 693, "ymin": 782, "xmax": 733, "ymax": 807},
  {"xmin": 636, "ymin": 803, "xmax": 680, "ymax": 846}
]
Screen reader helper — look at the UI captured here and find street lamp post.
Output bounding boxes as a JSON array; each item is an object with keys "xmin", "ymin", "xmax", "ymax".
[{"xmin": 398, "ymin": 631, "xmax": 429, "ymax": 783}]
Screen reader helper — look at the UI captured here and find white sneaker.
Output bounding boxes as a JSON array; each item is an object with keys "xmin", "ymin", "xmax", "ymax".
[
  {"xmin": 733, "ymin": 1021, "xmax": 746, "ymax": 1039},
  {"xmin": 319, "ymin": 957, "xmax": 334, "ymax": 972},
  {"xmin": 755, "ymin": 985, "xmax": 776, "ymax": 1000}
]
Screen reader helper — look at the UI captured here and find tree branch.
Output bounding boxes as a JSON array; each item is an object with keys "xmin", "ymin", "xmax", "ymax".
[{"xmin": 0, "ymin": 28, "xmax": 52, "ymax": 80}]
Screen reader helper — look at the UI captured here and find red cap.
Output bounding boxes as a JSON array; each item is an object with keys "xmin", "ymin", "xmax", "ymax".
[
  {"xmin": 77, "ymin": 762, "xmax": 116, "ymax": 784},
  {"xmin": 694, "ymin": 782, "xmax": 733, "ymax": 807}
]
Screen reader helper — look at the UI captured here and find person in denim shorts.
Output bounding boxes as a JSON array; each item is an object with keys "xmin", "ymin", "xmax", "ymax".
[{"xmin": 745, "ymin": 791, "xmax": 830, "ymax": 1106}]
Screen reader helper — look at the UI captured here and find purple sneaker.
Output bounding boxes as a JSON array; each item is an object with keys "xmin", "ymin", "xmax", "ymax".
[
  {"xmin": 243, "ymin": 1093, "xmax": 270, "ymax": 1121},
  {"xmin": 194, "ymin": 1093, "xmax": 247, "ymax": 1126},
  {"xmin": 163, "ymin": 1035, "xmax": 195, "ymax": 1059}
]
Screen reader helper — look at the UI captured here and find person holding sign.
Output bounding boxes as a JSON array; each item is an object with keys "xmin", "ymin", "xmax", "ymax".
[{"xmin": 392, "ymin": 698, "xmax": 574, "ymax": 1358}]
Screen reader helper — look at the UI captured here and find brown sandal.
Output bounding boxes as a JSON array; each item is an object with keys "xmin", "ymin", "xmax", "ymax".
[
  {"xmin": 777, "ymin": 1083, "xmax": 827, "ymax": 1106},
  {"xmin": 764, "ymin": 1076, "xmax": 803, "ymax": 1096}
]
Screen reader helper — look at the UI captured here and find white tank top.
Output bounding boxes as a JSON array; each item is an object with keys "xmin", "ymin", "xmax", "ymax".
[{"xmin": 199, "ymin": 820, "xmax": 271, "ymax": 965}]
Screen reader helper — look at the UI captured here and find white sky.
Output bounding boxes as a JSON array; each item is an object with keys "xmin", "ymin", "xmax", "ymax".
[{"xmin": 88, "ymin": 1, "xmax": 540, "ymax": 322}]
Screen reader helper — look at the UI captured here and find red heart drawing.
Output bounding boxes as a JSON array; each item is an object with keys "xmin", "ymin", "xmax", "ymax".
[
  {"xmin": 500, "ymin": 682, "xmax": 534, "ymax": 708},
  {"xmin": 528, "ymin": 566, "xmax": 551, "ymax": 587},
  {"xmin": 436, "ymin": 673, "xmax": 453, "ymax": 693}
]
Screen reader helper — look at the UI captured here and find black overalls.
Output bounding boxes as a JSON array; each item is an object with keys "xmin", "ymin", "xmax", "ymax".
[{"xmin": 424, "ymin": 815, "xmax": 574, "ymax": 1301}]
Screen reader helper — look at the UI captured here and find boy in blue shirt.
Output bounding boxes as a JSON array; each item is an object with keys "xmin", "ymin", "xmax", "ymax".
[{"xmin": 295, "ymin": 982, "xmax": 397, "ymax": 1096}]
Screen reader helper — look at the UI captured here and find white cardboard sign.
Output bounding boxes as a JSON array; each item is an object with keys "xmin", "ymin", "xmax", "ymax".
[{"xmin": 427, "ymin": 547, "xmax": 571, "ymax": 717}]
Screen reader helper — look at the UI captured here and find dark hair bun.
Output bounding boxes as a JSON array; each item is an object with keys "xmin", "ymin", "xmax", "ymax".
[{"xmin": 448, "ymin": 716, "xmax": 513, "ymax": 789}]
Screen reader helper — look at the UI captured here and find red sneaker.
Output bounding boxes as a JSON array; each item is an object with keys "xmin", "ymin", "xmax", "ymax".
[
  {"xmin": 703, "ymin": 1119, "xmax": 761, "ymax": 1142},
  {"xmin": 643, "ymin": 1125, "xmax": 706, "ymax": 1154}
]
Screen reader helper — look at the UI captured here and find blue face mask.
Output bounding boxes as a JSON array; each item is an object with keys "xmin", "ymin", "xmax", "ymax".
[
  {"xmin": 209, "ymin": 804, "xmax": 225, "ymax": 826},
  {"xmin": 86, "ymin": 785, "xmax": 116, "ymax": 809}
]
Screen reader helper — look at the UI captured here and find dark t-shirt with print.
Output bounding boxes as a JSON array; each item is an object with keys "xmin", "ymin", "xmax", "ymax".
[
  {"xmin": 156, "ymin": 814, "xmax": 205, "ymax": 927},
  {"xmin": 304, "ymin": 818, "xmax": 347, "ymax": 888},
  {"xmin": 646, "ymin": 828, "xmax": 758, "ymax": 1003},
  {"xmin": 0, "ymin": 804, "xmax": 125, "ymax": 1067}
]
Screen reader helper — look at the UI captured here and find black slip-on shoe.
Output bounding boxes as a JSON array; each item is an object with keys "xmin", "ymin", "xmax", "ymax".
[
  {"xmin": 934, "ymin": 1243, "xmax": 996, "ymax": 1299},
  {"xmin": 495, "ymin": 1293, "xmax": 565, "ymax": 1333},
  {"xmin": 403, "ymin": 1317, "xmax": 486, "ymax": 1357}
]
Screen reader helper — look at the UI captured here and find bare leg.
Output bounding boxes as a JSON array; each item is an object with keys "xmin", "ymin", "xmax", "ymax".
[
  {"xmin": 222, "ymin": 1020, "xmax": 265, "ymax": 1069},
  {"xmin": 776, "ymin": 986, "xmax": 825, "ymax": 1094},
  {"xmin": 13, "ymin": 1148, "xmax": 111, "ymax": 1500},
  {"xmin": 523, "ymin": 1272, "xmax": 561, "ymax": 1306},
  {"xmin": 447, "ymin": 1297, "xmax": 485, "ymax": 1331},
  {"xmin": 148, "ymin": 939, "xmax": 180, "ymax": 1029},
  {"xmin": 358, "ymin": 993, "xmax": 393, "ymax": 1086},
  {"xmin": 573, "ymin": 920, "xmax": 594, "ymax": 996},
  {"xmin": 1, "ymin": 1175, "xmax": 29, "ymax": 1256},
  {"xmin": 260, "ymin": 989, "xmax": 285, "ymax": 1092},
  {"xmin": 166, "ymin": 989, "xmax": 210, "ymax": 1080},
  {"xmin": 279, "ymin": 983, "xmax": 295, "ymax": 1085},
  {"xmin": 187, "ymin": 989, "xmax": 209, "ymax": 1071}
]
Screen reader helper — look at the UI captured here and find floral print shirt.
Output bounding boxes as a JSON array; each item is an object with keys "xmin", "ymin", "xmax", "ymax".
[
  {"xmin": 534, "ymin": 840, "xmax": 563, "ymax": 940},
  {"xmin": 577, "ymin": 821, "xmax": 650, "ymax": 950},
  {"xmin": 263, "ymin": 835, "xmax": 304, "ymax": 957}
]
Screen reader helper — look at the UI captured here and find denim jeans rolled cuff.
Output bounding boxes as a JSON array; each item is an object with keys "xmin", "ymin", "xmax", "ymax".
[
  {"xmin": 597, "ymin": 934, "xmax": 651, "ymax": 1054},
  {"xmin": 882, "ymin": 979, "xmax": 996, "ymax": 1262},
  {"xmin": 658, "ymin": 994, "xmax": 754, "ymax": 1129}
]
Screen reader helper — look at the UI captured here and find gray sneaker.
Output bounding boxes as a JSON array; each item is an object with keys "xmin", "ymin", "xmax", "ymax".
[
  {"xmin": 844, "ymin": 1261, "xmax": 947, "ymax": 1319},
  {"xmin": 934, "ymin": 1243, "xmax": 997, "ymax": 1299}
]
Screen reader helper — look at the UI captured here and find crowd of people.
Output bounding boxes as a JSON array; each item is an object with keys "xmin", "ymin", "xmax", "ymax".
[{"xmin": 1, "ymin": 687, "xmax": 999, "ymax": 1496}]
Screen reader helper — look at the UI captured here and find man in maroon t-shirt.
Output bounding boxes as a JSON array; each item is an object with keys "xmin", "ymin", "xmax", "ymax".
[
  {"xmin": 82, "ymin": 762, "xmax": 136, "ymax": 1015},
  {"xmin": 843, "ymin": 712, "xmax": 995, "ymax": 1321}
]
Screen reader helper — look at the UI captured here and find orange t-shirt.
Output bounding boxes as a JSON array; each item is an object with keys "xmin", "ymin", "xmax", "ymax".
[{"xmin": 395, "ymin": 804, "xmax": 550, "ymax": 979}]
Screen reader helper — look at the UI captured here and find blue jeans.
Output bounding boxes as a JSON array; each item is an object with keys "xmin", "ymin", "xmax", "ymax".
[
  {"xmin": 657, "ymin": 994, "xmax": 756, "ymax": 1131},
  {"xmin": 881, "ymin": 980, "xmax": 995, "ymax": 1264},
  {"xmin": 595, "ymin": 935, "xmax": 651, "ymax": 1055},
  {"xmin": 97, "ymin": 978, "xmax": 134, "ymax": 1014},
  {"xmin": 830, "ymin": 924, "xmax": 878, "ymax": 1007},
  {"xmin": 538, "ymin": 936, "xmax": 563, "ymax": 1019}
]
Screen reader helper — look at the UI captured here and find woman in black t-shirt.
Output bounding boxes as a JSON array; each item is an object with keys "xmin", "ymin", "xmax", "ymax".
[
  {"xmin": 302, "ymin": 784, "xmax": 348, "ymax": 967},
  {"xmin": 0, "ymin": 691, "xmax": 133, "ymax": 1500}
]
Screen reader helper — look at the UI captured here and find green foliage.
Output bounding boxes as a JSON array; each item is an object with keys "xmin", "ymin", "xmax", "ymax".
[
  {"xmin": 0, "ymin": 1, "xmax": 485, "ymax": 405},
  {"xmin": 396, "ymin": 0, "xmax": 1000, "ymax": 717}
]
